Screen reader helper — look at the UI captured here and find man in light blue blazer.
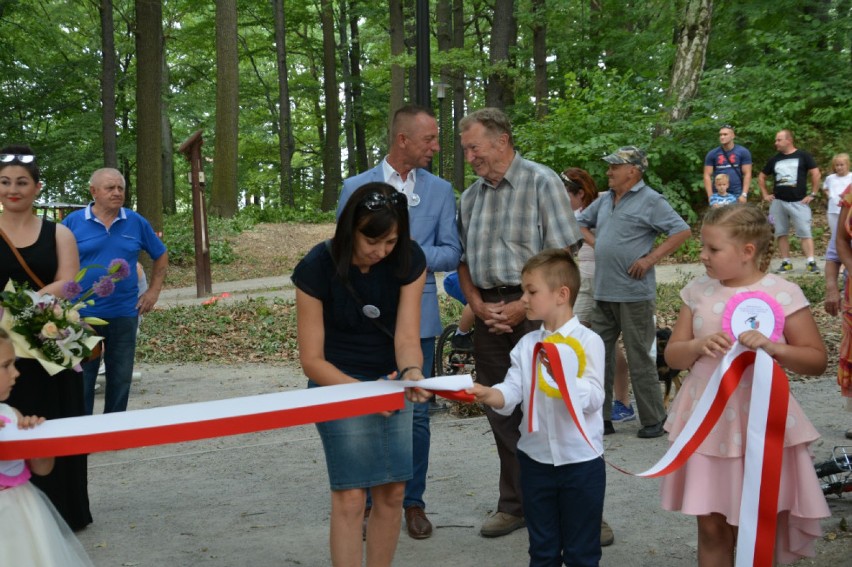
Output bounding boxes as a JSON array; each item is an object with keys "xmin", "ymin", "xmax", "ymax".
[{"xmin": 337, "ymin": 104, "xmax": 461, "ymax": 539}]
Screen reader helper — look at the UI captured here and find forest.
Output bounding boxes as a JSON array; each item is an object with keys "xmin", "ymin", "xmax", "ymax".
[{"xmin": 1, "ymin": 0, "xmax": 851, "ymax": 231}]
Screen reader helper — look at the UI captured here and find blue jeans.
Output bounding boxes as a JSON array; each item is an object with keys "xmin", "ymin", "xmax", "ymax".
[
  {"xmin": 82, "ymin": 316, "xmax": 138, "ymax": 415},
  {"xmin": 404, "ymin": 337, "xmax": 434, "ymax": 509},
  {"xmin": 367, "ymin": 337, "xmax": 435, "ymax": 510},
  {"xmin": 519, "ymin": 451, "xmax": 605, "ymax": 567}
]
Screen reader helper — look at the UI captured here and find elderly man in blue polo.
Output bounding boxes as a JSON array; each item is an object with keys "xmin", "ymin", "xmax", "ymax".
[
  {"xmin": 63, "ymin": 168, "xmax": 168, "ymax": 415},
  {"xmin": 576, "ymin": 146, "xmax": 690, "ymax": 438}
]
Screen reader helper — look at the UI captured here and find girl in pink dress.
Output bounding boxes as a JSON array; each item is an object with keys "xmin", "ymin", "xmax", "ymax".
[
  {"xmin": 0, "ymin": 328, "xmax": 93, "ymax": 566},
  {"xmin": 662, "ymin": 205, "xmax": 829, "ymax": 565}
]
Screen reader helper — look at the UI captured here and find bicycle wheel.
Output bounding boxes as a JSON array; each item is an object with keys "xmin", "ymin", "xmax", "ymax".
[
  {"xmin": 433, "ymin": 323, "xmax": 459, "ymax": 376},
  {"xmin": 434, "ymin": 323, "xmax": 476, "ymax": 377}
]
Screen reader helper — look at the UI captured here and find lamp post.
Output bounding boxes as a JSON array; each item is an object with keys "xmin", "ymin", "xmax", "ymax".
[{"xmin": 435, "ymin": 82, "xmax": 449, "ymax": 179}]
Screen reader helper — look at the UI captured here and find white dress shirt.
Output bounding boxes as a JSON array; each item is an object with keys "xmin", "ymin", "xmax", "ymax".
[
  {"xmin": 493, "ymin": 316, "xmax": 605, "ymax": 465},
  {"xmin": 382, "ymin": 159, "xmax": 417, "ymax": 204}
]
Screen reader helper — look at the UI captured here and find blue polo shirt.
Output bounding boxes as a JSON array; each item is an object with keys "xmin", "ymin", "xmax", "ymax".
[
  {"xmin": 577, "ymin": 182, "xmax": 689, "ymax": 302},
  {"xmin": 63, "ymin": 204, "xmax": 167, "ymax": 318}
]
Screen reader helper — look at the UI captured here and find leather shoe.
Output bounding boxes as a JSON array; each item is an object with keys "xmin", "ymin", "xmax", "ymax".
[
  {"xmin": 362, "ymin": 507, "xmax": 370, "ymax": 541},
  {"xmin": 601, "ymin": 520, "xmax": 614, "ymax": 547},
  {"xmin": 404, "ymin": 506, "xmax": 433, "ymax": 539},
  {"xmin": 637, "ymin": 421, "xmax": 665, "ymax": 439},
  {"xmin": 480, "ymin": 512, "xmax": 525, "ymax": 537}
]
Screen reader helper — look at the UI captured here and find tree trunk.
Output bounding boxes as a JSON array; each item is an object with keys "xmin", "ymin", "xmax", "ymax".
[
  {"xmin": 135, "ymin": 0, "xmax": 163, "ymax": 232},
  {"xmin": 452, "ymin": 0, "xmax": 465, "ymax": 192},
  {"xmin": 659, "ymin": 0, "xmax": 713, "ymax": 132},
  {"xmin": 339, "ymin": 0, "xmax": 357, "ymax": 178},
  {"xmin": 388, "ymin": 0, "xmax": 405, "ymax": 139},
  {"xmin": 531, "ymin": 0, "xmax": 548, "ymax": 118},
  {"xmin": 99, "ymin": 0, "xmax": 118, "ymax": 168},
  {"xmin": 436, "ymin": 0, "xmax": 452, "ymax": 182},
  {"xmin": 211, "ymin": 0, "xmax": 239, "ymax": 218},
  {"xmin": 485, "ymin": 0, "xmax": 516, "ymax": 110},
  {"xmin": 161, "ymin": 51, "xmax": 175, "ymax": 214},
  {"xmin": 272, "ymin": 0, "xmax": 295, "ymax": 207},
  {"xmin": 320, "ymin": 0, "xmax": 341, "ymax": 211},
  {"xmin": 349, "ymin": 1, "xmax": 368, "ymax": 172}
]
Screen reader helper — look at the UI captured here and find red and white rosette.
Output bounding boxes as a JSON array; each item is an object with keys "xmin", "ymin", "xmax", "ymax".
[
  {"xmin": 528, "ymin": 335, "xmax": 598, "ymax": 453},
  {"xmin": 533, "ymin": 292, "xmax": 789, "ymax": 567}
]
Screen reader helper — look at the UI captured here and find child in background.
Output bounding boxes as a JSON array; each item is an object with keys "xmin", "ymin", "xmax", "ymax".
[
  {"xmin": 468, "ymin": 249, "xmax": 605, "ymax": 567},
  {"xmin": 0, "ymin": 328, "xmax": 94, "ymax": 566},
  {"xmin": 709, "ymin": 173, "xmax": 737, "ymax": 207},
  {"xmin": 823, "ymin": 152, "xmax": 852, "ymax": 253},
  {"xmin": 662, "ymin": 205, "xmax": 829, "ymax": 565},
  {"xmin": 442, "ymin": 271, "xmax": 475, "ymax": 353}
]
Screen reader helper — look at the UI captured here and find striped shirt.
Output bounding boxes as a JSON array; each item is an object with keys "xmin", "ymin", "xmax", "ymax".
[{"xmin": 458, "ymin": 152, "xmax": 582, "ymax": 288}]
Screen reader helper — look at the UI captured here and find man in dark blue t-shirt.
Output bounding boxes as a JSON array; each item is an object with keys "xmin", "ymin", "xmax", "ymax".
[
  {"xmin": 703, "ymin": 124, "xmax": 752, "ymax": 202},
  {"xmin": 758, "ymin": 129, "xmax": 822, "ymax": 274}
]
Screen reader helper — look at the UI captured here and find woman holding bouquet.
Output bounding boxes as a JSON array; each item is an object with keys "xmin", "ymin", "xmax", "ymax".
[
  {"xmin": 292, "ymin": 182, "xmax": 429, "ymax": 567},
  {"xmin": 0, "ymin": 144, "xmax": 92, "ymax": 530}
]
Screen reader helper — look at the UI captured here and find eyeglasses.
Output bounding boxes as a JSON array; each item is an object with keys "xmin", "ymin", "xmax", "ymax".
[
  {"xmin": 360, "ymin": 191, "xmax": 408, "ymax": 211},
  {"xmin": 0, "ymin": 154, "xmax": 36, "ymax": 164}
]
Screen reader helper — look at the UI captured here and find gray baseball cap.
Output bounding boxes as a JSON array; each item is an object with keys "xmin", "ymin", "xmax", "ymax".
[{"xmin": 602, "ymin": 146, "xmax": 648, "ymax": 172}]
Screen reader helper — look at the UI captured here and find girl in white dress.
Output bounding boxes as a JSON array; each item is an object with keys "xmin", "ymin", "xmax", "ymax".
[{"xmin": 0, "ymin": 328, "xmax": 93, "ymax": 566}]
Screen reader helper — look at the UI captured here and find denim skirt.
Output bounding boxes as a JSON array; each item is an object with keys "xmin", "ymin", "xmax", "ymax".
[{"xmin": 310, "ymin": 379, "xmax": 413, "ymax": 490}]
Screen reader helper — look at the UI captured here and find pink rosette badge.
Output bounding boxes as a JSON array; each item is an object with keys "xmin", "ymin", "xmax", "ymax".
[{"xmin": 722, "ymin": 291, "xmax": 785, "ymax": 344}]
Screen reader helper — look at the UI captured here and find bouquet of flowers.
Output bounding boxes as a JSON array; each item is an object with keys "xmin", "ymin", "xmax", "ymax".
[{"xmin": 0, "ymin": 258, "xmax": 130, "ymax": 375}]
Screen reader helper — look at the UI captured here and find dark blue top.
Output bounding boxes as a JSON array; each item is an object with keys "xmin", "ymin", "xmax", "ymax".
[
  {"xmin": 291, "ymin": 240, "xmax": 426, "ymax": 377},
  {"xmin": 704, "ymin": 144, "xmax": 752, "ymax": 198}
]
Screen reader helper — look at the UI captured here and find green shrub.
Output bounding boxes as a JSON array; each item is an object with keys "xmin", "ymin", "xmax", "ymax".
[
  {"xmin": 163, "ymin": 213, "xmax": 254, "ymax": 267},
  {"xmin": 239, "ymin": 204, "xmax": 335, "ymax": 224},
  {"xmin": 438, "ymin": 292, "xmax": 466, "ymax": 328},
  {"xmin": 787, "ymin": 274, "xmax": 825, "ymax": 305}
]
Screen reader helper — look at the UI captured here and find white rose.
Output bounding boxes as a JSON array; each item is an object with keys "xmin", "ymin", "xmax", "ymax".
[{"xmin": 41, "ymin": 321, "xmax": 60, "ymax": 339}]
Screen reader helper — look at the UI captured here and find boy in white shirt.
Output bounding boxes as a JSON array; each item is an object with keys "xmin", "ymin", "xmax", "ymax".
[{"xmin": 469, "ymin": 248, "xmax": 606, "ymax": 567}]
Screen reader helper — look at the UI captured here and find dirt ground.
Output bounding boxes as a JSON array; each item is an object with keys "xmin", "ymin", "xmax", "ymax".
[{"xmin": 73, "ymin": 362, "xmax": 852, "ymax": 566}]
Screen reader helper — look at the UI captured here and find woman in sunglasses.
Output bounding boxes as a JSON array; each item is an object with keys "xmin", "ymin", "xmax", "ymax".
[
  {"xmin": 292, "ymin": 182, "xmax": 429, "ymax": 567},
  {"xmin": 0, "ymin": 144, "xmax": 93, "ymax": 530}
]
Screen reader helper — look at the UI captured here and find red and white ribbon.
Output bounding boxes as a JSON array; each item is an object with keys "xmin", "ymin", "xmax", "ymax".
[
  {"xmin": 528, "ymin": 342, "xmax": 596, "ymax": 450},
  {"xmin": 0, "ymin": 374, "xmax": 472, "ymax": 461},
  {"xmin": 535, "ymin": 341, "xmax": 789, "ymax": 567}
]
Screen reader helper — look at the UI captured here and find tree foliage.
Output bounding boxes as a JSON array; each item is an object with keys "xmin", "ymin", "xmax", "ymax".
[{"xmin": 0, "ymin": 0, "xmax": 849, "ymax": 221}]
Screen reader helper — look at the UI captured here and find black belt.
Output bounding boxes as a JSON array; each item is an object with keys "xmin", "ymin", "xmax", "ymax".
[{"xmin": 478, "ymin": 285, "xmax": 523, "ymax": 299}]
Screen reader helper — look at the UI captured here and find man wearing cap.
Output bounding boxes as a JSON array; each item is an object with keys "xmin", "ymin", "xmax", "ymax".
[
  {"xmin": 457, "ymin": 107, "xmax": 583, "ymax": 538},
  {"xmin": 703, "ymin": 125, "xmax": 752, "ymax": 203},
  {"xmin": 576, "ymin": 146, "xmax": 690, "ymax": 439}
]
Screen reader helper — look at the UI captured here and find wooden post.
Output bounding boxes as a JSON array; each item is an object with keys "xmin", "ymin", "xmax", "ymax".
[{"xmin": 178, "ymin": 130, "xmax": 213, "ymax": 298}]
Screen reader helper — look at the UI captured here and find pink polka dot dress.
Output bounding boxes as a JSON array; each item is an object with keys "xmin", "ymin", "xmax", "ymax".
[{"xmin": 660, "ymin": 274, "xmax": 830, "ymax": 564}]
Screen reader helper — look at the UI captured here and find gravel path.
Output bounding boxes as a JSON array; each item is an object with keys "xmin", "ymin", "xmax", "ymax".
[{"xmin": 74, "ymin": 361, "xmax": 851, "ymax": 566}]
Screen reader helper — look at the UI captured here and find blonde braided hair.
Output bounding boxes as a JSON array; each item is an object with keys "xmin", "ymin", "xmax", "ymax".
[{"xmin": 702, "ymin": 204, "xmax": 775, "ymax": 273}]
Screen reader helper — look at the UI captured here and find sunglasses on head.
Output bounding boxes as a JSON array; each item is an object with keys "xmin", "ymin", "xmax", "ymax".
[
  {"xmin": 560, "ymin": 172, "xmax": 579, "ymax": 190},
  {"xmin": 720, "ymin": 124, "xmax": 735, "ymax": 132},
  {"xmin": 0, "ymin": 153, "xmax": 36, "ymax": 164},
  {"xmin": 360, "ymin": 191, "xmax": 408, "ymax": 211}
]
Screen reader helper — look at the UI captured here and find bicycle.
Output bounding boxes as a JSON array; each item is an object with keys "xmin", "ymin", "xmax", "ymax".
[
  {"xmin": 814, "ymin": 445, "xmax": 852, "ymax": 497},
  {"xmin": 433, "ymin": 322, "xmax": 475, "ymax": 378}
]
